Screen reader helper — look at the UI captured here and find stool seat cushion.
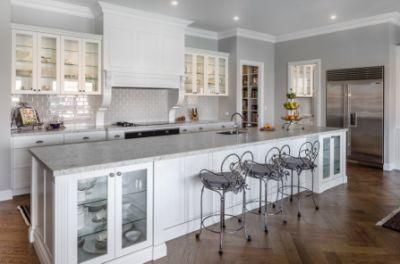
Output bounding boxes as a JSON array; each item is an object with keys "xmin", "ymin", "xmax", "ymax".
[
  {"xmin": 282, "ymin": 156, "xmax": 315, "ymax": 170},
  {"xmin": 244, "ymin": 162, "xmax": 277, "ymax": 178},
  {"xmin": 200, "ymin": 171, "xmax": 244, "ymax": 190}
]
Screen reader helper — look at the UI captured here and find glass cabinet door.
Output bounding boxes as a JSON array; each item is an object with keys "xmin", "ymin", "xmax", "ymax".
[
  {"xmin": 84, "ymin": 41, "xmax": 100, "ymax": 94},
  {"xmin": 323, "ymin": 137, "xmax": 331, "ymax": 179},
  {"xmin": 62, "ymin": 38, "xmax": 81, "ymax": 94},
  {"xmin": 121, "ymin": 170, "xmax": 147, "ymax": 248},
  {"xmin": 77, "ymin": 176, "xmax": 109, "ymax": 263},
  {"xmin": 184, "ymin": 54, "xmax": 193, "ymax": 94},
  {"xmin": 333, "ymin": 136, "xmax": 341, "ymax": 175},
  {"xmin": 14, "ymin": 32, "xmax": 36, "ymax": 93},
  {"xmin": 38, "ymin": 34, "xmax": 59, "ymax": 94},
  {"xmin": 218, "ymin": 57, "xmax": 227, "ymax": 95},
  {"xmin": 207, "ymin": 56, "xmax": 216, "ymax": 95},
  {"xmin": 196, "ymin": 55, "xmax": 205, "ymax": 94}
]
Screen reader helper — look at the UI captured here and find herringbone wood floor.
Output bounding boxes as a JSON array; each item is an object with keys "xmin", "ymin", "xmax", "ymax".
[{"xmin": 1, "ymin": 164, "xmax": 400, "ymax": 264}]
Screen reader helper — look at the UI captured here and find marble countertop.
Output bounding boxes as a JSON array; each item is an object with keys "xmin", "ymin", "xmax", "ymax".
[
  {"xmin": 30, "ymin": 126, "xmax": 346, "ymax": 177},
  {"xmin": 11, "ymin": 120, "xmax": 233, "ymax": 137}
]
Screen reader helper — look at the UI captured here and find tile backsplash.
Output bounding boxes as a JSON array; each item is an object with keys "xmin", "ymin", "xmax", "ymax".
[{"xmin": 12, "ymin": 88, "xmax": 220, "ymax": 127}]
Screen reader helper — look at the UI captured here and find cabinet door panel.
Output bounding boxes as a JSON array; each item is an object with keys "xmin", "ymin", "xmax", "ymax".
[
  {"xmin": 184, "ymin": 153, "xmax": 213, "ymax": 221},
  {"xmin": 323, "ymin": 137, "xmax": 331, "ymax": 179},
  {"xmin": 83, "ymin": 40, "xmax": 101, "ymax": 94},
  {"xmin": 38, "ymin": 33, "xmax": 59, "ymax": 94},
  {"xmin": 62, "ymin": 37, "xmax": 82, "ymax": 94},
  {"xmin": 13, "ymin": 31, "xmax": 36, "ymax": 94}
]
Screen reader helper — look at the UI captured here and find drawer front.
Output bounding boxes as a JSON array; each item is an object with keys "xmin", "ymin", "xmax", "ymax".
[
  {"xmin": 13, "ymin": 167, "xmax": 31, "ymax": 190},
  {"xmin": 12, "ymin": 134, "xmax": 64, "ymax": 149},
  {"xmin": 107, "ymin": 131, "xmax": 125, "ymax": 140},
  {"xmin": 13, "ymin": 149, "xmax": 32, "ymax": 168},
  {"xmin": 64, "ymin": 131, "xmax": 106, "ymax": 144}
]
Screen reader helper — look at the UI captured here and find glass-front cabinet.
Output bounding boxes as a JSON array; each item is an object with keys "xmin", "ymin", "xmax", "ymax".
[
  {"xmin": 184, "ymin": 48, "xmax": 229, "ymax": 96},
  {"xmin": 322, "ymin": 135, "xmax": 342, "ymax": 180},
  {"xmin": 12, "ymin": 25, "xmax": 102, "ymax": 95},
  {"xmin": 13, "ymin": 31, "xmax": 36, "ymax": 94},
  {"xmin": 75, "ymin": 163, "xmax": 153, "ymax": 264}
]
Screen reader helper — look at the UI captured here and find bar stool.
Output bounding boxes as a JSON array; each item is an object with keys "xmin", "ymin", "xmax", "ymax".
[
  {"xmin": 195, "ymin": 153, "xmax": 251, "ymax": 255},
  {"xmin": 281, "ymin": 140, "xmax": 320, "ymax": 218},
  {"xmin": 242, "ymin": 147, "xmax": 288, "ymax": 233}
]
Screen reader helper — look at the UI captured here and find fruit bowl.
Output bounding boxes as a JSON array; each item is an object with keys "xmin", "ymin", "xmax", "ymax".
[{"xmin": 281, "ymin": 116, "xmax": 302, "ymax": 122}]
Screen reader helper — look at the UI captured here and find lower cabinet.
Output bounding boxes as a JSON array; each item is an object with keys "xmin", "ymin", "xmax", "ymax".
[{"xmin": 43, "ymin": 163, "xmax": 153, "ymax": 264}]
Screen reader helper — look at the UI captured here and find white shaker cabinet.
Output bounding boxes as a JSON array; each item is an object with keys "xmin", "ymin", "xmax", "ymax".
[{"xmin": 99, "ymin": 2, "xmax": 192, "ymax": 89}]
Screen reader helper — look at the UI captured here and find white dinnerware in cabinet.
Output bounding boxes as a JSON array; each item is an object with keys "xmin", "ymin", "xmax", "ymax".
[
  {"xmin": 184, "ymin": 48, "xmax": 229, "ymax": 96},
  {"xmin": 63, "ymin": 163, "xmax": 153, "ymax": 264},
  {"xmin": 12, "ymin": 30, "xmax": 37, "ymax": 94},
  {"xmin": 37, "ymin": 33, "xmax": 60, "ymax": 94}
]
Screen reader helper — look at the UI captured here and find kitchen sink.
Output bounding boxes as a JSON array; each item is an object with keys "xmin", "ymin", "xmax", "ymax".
[{"xmin": 217, "ymin": 130, "xmax": 247, "ymax": 135}]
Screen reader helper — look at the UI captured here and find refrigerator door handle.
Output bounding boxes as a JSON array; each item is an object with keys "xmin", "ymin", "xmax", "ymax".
[{"xmin": 350, "ymin": 112, "xmax": 358, "ymax": 127}]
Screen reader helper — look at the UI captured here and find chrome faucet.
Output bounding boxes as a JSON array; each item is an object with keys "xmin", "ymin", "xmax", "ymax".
[{"xmin": 231, "ymin": 112, "xmax": 244, "ymax": 134}]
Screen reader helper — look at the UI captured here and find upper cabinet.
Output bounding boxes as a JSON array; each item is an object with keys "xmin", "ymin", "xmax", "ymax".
[
  {"xmin": 184, "ymin": 48, "xmax": 229, "ymax": 96},
  {"xmin": 12, "ymin": 24, "xmax": 102, "ymax": 95},
  {"xmin": 99, "ymin": 2, "xmax": 192, "ymax": 89}
]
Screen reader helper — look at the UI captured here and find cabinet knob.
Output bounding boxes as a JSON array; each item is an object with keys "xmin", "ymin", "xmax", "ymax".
[
  {"xmin": 117, "ymin": 172, "xmax": 122, "ymax": 177},
  {"xmin": 109, "ymin": 173, "xmax": 115, "ymax": 178},
  {"xmin": 83, "ymin": 137, "xmax": 90, "ymax": 140},
  {"xmin": 36, "ymin": 140, "xmax": 44, "ymax": 144}
]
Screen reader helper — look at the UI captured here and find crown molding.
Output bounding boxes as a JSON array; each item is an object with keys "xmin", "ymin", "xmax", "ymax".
[
  {"xmin": 276, "ymin": 12, "xmax": 400, "ymax": 43},
  {"xmin": 185, "ymin": 27, "xmax": 218, "ymax": 40},
  {"xmin": 11, "ymin": 0, "xmax": 94, "ymax": 19},
  {"xmin": 98, "ymin": 1, "xmax": 192, "ymax": 28},
  {"xmin": 219, "ymin": 28, "xmax": 276, "ymax": 43}
]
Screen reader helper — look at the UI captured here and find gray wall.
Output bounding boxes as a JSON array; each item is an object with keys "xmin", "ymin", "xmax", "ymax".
[
  {"xmin": 218, "ymin": 37, "xmax": 238, "ymax": 120},
  {"xmin": 12, "ymin": 6, "xmax": 96, "ymax": 34},
  {"xmin": 185, "ymin": 35, "xmax": 218, "ymax": 51},
  {"xmin": 0, "ymin": 0, "xmax": 12, "ymax": 194},
  {"xmin": 275, "ymin": 23, "xmax": 394, "ymax": 164}
]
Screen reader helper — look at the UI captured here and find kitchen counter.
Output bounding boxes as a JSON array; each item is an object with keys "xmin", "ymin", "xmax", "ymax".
[{"xmin": 30, "ymin": 126, "xmax": 346, "ymax": 176}]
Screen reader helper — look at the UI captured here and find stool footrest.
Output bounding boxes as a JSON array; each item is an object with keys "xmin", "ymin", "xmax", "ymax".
[{"xmin": 200, "ymin": 213, "xmax": 244, "ymax": 234}]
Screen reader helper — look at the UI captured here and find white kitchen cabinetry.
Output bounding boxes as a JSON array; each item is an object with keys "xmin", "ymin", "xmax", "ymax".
[
  {"xmin": 64, "ymin": 131, "xmax": 106, "ymax": 144},
  {"xmin": 99, "ymin": 2, "xmax": 191, "ymax": 89},
  {"xmin": 12, "ymin": 24, "xmax": 102, "ymax": 95},
  {"xmin": 184, "ymin": 48, "xmax": 229, "ymax": 96},
  {"xmin": 318, "ymin": 132, "xmax": 347, "ymax": 192},
  {"xmin": 11, "ymin": 134, "xmax": 64, "ymax": 195},
  {"xmin": 31, "ymin": 162, "xmax": 153, "ymax": 264}
]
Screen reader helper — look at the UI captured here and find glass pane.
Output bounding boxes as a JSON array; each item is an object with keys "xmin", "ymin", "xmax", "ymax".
[
  {"xmin": 207, "ymin": 57, "xmax": 216, "ymax": 94},
  {"xmin": 184, "ymin": 54, "xmax": 193, "ymax": 94},
  {"xmin": 333, "ymin": 136, "xmax": 341, "ymax": 175},
  {"xmin": 218, "ymin": 58, "xmax": 226, "ymax": 95},
  {"xmin": 323, "ymin": 138, "xmax": 331, "ymax": 179},
  {"xmin": 196, "ymin": 55, "xmax": 205, "ymax": 94},
  {"xmin": 64, "ymin": 39, "xmax": 80, "ymax": 92},
  {"xmin": 77, "ymin": 176, "xmax": 108, "ymax": 263},
  {"xmin": 85, "ymin": 42, "xmax": 99, "ymax": 93},
  {"xmin": 39, "ymin": 36, "xmax": 57, "ymax": 92},
  {"xmin": 15, "ymin": 33, "xmax": 34, "ymax": 92},
  {"xmin": 122, "ymin": 169, "xmax": 147, "ymax": 249}
]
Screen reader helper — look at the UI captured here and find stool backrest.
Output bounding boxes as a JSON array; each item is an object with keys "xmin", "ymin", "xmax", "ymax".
[
  {"xmin": 221, "ymin": 153, "xmax": 244, "ymax": 187},
  {"xmin": 298, "ymin": 140, "xmax": 320, "ymax": 164}
]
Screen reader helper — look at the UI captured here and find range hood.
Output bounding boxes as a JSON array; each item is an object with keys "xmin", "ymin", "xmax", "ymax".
[{"xmin": 97, "ymin": 2, "xmax": 192, "ymax": 90}]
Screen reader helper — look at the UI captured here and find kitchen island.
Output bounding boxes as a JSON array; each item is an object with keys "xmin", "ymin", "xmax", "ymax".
[{"xmin": 29, "ymin": 127, "xmax": 347, "ymax": 264}]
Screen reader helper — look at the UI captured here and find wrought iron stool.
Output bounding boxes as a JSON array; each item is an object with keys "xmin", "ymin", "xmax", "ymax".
[
  {"xmin": 281, "ymin": 140, "xmax": 320, "ymax": 218},
  {"xmin": 195, "ymin": 153, "xmax": 251, "ymax": 255},
  {"xmin": 242, "ymin": 147, "xmax": 288, "ymax": 233}
]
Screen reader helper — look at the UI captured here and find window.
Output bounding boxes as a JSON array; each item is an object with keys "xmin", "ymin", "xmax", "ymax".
[{"xmin": 289, "ymin": 64, "xmax": 316, "ymax": 97}]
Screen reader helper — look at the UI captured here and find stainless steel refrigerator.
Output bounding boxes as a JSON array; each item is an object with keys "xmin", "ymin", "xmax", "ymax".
[{"xmin": 326, "ymin": 66, "xmax": 384, "ymax": 167}]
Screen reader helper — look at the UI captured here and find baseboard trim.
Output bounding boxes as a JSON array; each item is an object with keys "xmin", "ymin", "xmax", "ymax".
[
  {"xmin": 383, "ymin": 163, "xmax": 395, "ymax": 171},
  {"xmin": 13, "ymin": 187, "xmax": 30, "ymax": 196},
  {"xmin": 0, "ymin": 189, "xmax": 13, "ymax": 202}
]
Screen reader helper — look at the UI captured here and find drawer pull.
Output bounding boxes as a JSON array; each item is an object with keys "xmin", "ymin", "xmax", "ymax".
[
  {"xmin": 114, "ymin": 135, "xmax": 121, "ymax": 139},
  {"xmin": 199, "ymin": 127, "xmax": 203, "ymax": 130},
  {"xmin": 83, "ymin": 137, "xmax": 90, "ymax": 140},
  {"xmin": 36, "ymin": 140, "xmax": 44, "ymax": 144},
  {"xmin": 182, "ymin": 129, "xmax": 187, "ymax": 132},
  {"xmin": 222, "ymin": 125, "xmax": 226, "ymax": 128}
]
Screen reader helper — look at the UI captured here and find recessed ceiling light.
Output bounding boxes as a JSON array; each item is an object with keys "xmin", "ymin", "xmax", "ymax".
[
  {"xmin": 330, "ymin": 14, "xmax": 337, "ymax": 20},
  {"xmin": 233, "ymin": 16, "xmax": 240, "ymax": 21},
  {"xmin": 171, "ymin": 1, "xmax": 179, "ymax": 6}
]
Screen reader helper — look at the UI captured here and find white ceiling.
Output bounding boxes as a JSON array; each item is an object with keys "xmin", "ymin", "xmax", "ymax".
[{"xmin": 59, "ymin": 0, "xmax": 400, "ymax": 35}]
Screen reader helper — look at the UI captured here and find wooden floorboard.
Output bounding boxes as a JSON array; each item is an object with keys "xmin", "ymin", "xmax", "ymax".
[{"xmin": 0, "ymin": 164, "xmax": 399, "ymax": 263}]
